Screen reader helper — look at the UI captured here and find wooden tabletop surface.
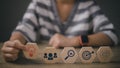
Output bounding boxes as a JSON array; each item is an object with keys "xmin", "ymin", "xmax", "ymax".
[{"xmin": 0, "ymin": 43, "xmax": 120, "ymax": 68}]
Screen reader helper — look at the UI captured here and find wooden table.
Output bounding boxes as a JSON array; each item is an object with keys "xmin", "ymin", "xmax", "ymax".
[{"xmin": 0, "ymin": 43, "xmax": 120, "ymax": 68}]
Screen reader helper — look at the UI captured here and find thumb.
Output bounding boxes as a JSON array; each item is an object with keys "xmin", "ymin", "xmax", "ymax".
[
  {"xmin": 52, "ymin": 42, "xmax": 60, "ymax": 49},
  {"xmin": 14, "ymin": 40, "xmax": 26, "ymax": 50}
]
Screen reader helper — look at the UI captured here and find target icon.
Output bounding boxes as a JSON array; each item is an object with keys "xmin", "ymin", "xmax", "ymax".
[
  {"xmin": 82, "ymin": 51, "xmax": 94, "ymax": 60},
  {"xmin": 79, "ymin": 47, "xmax": 96, "ymax": 63}
]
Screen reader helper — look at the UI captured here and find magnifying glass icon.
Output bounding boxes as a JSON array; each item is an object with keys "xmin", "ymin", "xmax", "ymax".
[{"xmin": 65, "ymin": 50, "xmax": 75, "ymax": 60}]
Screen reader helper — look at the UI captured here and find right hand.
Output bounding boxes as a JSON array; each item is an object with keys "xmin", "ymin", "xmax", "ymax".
[{"xmin": 1, "ymin": 40, "xmax": 26, "ymax": 61}]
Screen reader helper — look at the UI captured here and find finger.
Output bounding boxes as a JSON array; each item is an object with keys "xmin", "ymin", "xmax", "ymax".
[
  {"xmin": 2, "ymin": 47, "xmax": 19, "ymax": 54},
  {"xmin": 3, "ymin": 53, "xmax": 18, "ymax": 58},
  {"xmin": 13, "ymin": 40, "xmax": 26, "ymax": 50},
  {"xmin": 1, "ymin": 41, "xmax": 16, "ymax": 53},
  {"xmin": 49, "ymin": 34, "xmax": 59, "ymax": 46},
  {"xmin": 3, "ymin": 40, "xmax": 26, "ymax": 50},
  {"xmin": 53, "ymin": 44, "xmax": 59, "ymax": 49},
  {"xmin": 49, "ymin": 37, "xmax": 54, "ymax": 46},
  {"xmin": 3, "ymin": 53, "xmax": 18, "ymax": 61},
  {"xmin": 3, "ymin": 41, "xmax": 15, "ymax": 47},
  {"xmin": 52, "ymin": 41, "xmax": 60, "ymax": 49}
]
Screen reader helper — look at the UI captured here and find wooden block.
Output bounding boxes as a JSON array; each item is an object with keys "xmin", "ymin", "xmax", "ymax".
[
  {"xmin": 42, "ymin": 47, "xmax": 61, "ymax": 63},
  {"xmin": 60, "ymin": 47, "xmax": 78, "ymax": 63},
  {"xmin": 23, "ymin": 43, "xmax": 39, "ymax": 59},
  {"xmin": 97, "ymin": 46, "xmax": 113, "ymax": 62},
  {"xmin": 79, "ymin": 47, "xmax": 96, "ymax": 63},
  {"xmin": 92, "ymin": 47, "xmax": 100, "ymax": 63}
]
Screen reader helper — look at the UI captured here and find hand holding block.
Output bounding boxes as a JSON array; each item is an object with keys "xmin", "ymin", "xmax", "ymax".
[
  {"xmin": 42, "ymin": 47, "xmax": 61, "ymax": 63},
  {"xmin": 79, "ymin": 47, "xmax": 96, "ymax": 63},
  {"xmin": 23, "ymin": 43, "xmax": 39, "ymax": 59},
  {"xmin": 97, "ymin": 46, "xmax": 113, "ymax": 62},
  {"xmin": 60, "ymin": 47, "xmax": 78, "ymax": 63}
]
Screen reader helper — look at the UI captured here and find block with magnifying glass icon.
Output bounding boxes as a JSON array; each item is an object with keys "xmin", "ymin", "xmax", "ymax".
[{"xmin": 60, "ymin": 47, "xmax": 78, "ymax": 63}]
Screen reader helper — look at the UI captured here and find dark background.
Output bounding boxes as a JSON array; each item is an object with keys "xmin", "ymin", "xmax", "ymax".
[{"xmin": 0, "ymin": 0, "xmax": 120, "ymax": 44}]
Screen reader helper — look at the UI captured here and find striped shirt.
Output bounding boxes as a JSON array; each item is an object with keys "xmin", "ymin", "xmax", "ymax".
[{"xmin": 13, "ymin": 0, "xmax": 118, "ymax": 45}]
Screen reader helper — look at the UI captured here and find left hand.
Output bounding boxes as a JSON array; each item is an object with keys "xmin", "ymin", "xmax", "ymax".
[{"xmin": 49, "ymin": 33, "xmax": 80, "ymax": 48}]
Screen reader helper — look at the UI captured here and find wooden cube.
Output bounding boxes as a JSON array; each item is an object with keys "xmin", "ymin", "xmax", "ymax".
[
  {"xmin": 23, "ymin": 43, "xmax": 39, "ymax": 59},
  {"xmin": 60, "ymin": 47, "xmax": 78, "ymax": 63},
  {"xmin": 42, "ymin": 47, "xmax": 61, "ymax": 63},
  {"xmin": 97, "ymin": 46, "xmax": 113, "ymax": 62},
  {"xmin": 79, "ymin": 47, "xmax": 96, "ymax": 63}
]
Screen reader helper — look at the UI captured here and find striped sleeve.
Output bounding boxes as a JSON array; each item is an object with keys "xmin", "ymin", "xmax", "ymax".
[
  {"xmin": 89, "ymin": 1, "xmax": 118, "ymax": 45},
  {"xmin": 13, "ymin": 0, "xmax": 39, "ymax": 42}
]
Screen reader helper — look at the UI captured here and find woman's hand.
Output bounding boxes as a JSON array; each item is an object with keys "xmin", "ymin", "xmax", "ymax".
[
  {"xmin": 1, "ymin": 40, "xmax": 26, "ymax": 61},
  {"xmin": 49, "ymin": 33, "xmax": 80, "ymax": 48}
]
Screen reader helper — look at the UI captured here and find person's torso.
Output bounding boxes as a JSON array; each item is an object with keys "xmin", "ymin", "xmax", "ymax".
[{"xmin": 35, "ymin": 0, "xmax": 94, "ymax": 40}]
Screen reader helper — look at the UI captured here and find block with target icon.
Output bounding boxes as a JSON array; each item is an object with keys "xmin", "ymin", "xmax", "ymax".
[
  {"xmin": 60, "ymin": 47, "xmax": 78, "ymax": 63},
  {"xmin": 97, "ymin": 46, "xmax": 113, "ymax": 63},
  {"xmin": 79, "ymin": 47, "xmax": 96, "ymax": 63},
  {"xmin": 23, "ymin": 43, "xmax": 39, "ymax": 59},
  {"xmin": 42, "ymin": 47, "xmax": 61, "ymax": 63}
]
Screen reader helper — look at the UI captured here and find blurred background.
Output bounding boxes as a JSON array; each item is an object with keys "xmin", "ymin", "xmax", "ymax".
[{"xmin": 0, "ymin": 0, "xmax": 120, "ymax": 45}]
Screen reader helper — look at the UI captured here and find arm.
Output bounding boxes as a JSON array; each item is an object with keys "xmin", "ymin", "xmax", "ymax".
[
  {"xmin": 10, "ymin": 32, "xmax": 27, "ymax": 45},
  {"xmin": 49, "ymin": 1, "xmax": 118, "ymax": 48},
  {"xmin": 1, "ymin": 0, "xmax": 38, "ymax": 61},
  {"xmin": 49, "ymin": 33, "xmax": 113, "ymax": 48},
  {"xmin": 1, "ymin": 35, "xmax": 26, "ymax": 61},
  {"xmin": 12, "ymin": 0, "xmax": 39, "ymax": 43},
  {"xmin": 87, "ymin": 32, "xmax": 113, "ymax": 46},
  {"xmin": 68, "ymin": 32, "xmax": 114, "ymax": 47}
]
